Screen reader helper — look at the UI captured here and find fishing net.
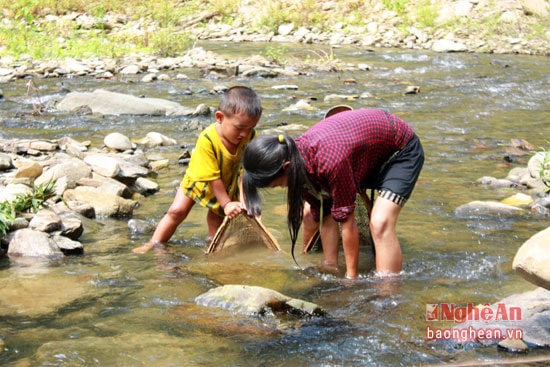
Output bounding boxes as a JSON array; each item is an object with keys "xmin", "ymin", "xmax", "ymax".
[
  {"xmin": 357, "ymin": 190, "xmax": 375, "ymax": 247},
  {"xmin": 205, "ymin": 212, "xmax": 282, "ymax": 254},
  {"xmin": 304, "ymin": 191, "xmax": 374, "ymax": 252}
]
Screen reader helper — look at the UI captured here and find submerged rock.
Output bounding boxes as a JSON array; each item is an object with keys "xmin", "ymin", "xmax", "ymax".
[
  {"xmin": 168, "ymin": 285, "xmax": 327, "ymax": 341},
  {"xmin": 454, "ymin": 200, "xmax": 525, "ymax": 217},
  {"xmin": 195, "ymin": 284, "xmax": 324, "ymax": 317},
  {"xmin": 454, "ymin": 287, "xmax": 550, "ymax": 350}
]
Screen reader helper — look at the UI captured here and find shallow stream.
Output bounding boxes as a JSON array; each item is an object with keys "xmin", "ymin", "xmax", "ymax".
[{"xmin": 0, "ymin": 43, "xmax": 549, "ymax": 366}]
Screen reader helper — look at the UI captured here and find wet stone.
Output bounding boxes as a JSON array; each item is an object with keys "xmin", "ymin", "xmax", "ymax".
[{"xmin": 497, "ymin": 338, "xmax": 528, "ymax": 353}]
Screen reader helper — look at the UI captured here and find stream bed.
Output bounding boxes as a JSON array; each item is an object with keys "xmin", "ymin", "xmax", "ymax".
[{"xmin": 0, "ymin": 43, "xmax": 549, "ymax": 366}]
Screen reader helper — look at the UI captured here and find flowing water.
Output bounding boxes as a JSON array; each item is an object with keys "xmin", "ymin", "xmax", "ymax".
[{"xmin": 0, "ymin": 43, "xmax": 549, "ymax": 366}]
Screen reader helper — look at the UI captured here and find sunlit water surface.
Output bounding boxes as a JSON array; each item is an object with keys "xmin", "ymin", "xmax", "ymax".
[{"xmin": 0, "ymin": 43, "xmax": 549, "ymax": 366}]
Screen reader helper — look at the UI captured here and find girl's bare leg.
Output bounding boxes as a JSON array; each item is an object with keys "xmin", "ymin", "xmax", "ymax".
[{"xmin": 369, "ymin": 197, "xmax": 403, "ymax": 274}]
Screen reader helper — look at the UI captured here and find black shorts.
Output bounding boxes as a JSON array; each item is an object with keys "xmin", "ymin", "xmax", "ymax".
[{"xmin": 362, "ymin": 134, "xmax": 424, "ymax": 206}]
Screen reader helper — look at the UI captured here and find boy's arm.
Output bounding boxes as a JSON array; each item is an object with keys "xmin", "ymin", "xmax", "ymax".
[{"xmin": 210, "ymin": 179, "xmax": 243, "ymax": 218}]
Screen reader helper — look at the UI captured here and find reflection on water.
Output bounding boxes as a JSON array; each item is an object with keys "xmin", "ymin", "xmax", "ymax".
[{"xmin": 1, "ymin": 45, "xmax": 549, "ymax": 366}]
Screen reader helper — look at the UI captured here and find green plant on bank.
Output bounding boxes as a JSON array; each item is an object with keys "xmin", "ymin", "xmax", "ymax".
[
  {"xmin": 382, "ymin": 0, "xmax": 408, "ymax": 16},
  {"xmin": 535, "ymin": 148, "xmax": 550, "ymax": 190},
  {"xmin": 254, "ymin": 0, "xmax": 327, "ymax": 32},
  {"xmin": 414, "ymin": 0, "xmax": 439, "ymax": 28},
  {"xmin": 209, "ymin": 0, "xmax": 239, "ymax": 20},
  {"xmin": 303, "ymin": 47, "xmax": 342, "ymax": 71},
  {"xmin": 0, "ymin": 0, "xmax": 208, "ymax": 60},
  {"xmin": 151, "ymin": 29, "xmax": 196, "ymax": 58},
  {"xmin": 255, "ymin": 2, "xmax": 293, "ymax": 32},
  {"xmin": 261, "ymin": 45, "xmax": 289, "ymax": 65},
  {"xmin": 0, "ymin": 181, "xmax": 57, "ymax": 238},
  {"xmin": 0, "ymin": 203, "xmax": 15, "ymax": 238},
  {"xmin": 0, "ymin": 0, "xmax": 546, "ymax": 61}
]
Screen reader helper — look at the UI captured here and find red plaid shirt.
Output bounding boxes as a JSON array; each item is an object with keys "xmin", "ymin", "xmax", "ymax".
[{"xmin": 295, "ymin": 109, "xmax": 415, "ymax": 222}]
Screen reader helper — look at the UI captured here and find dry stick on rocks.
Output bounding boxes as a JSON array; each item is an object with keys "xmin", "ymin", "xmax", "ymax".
[{"xmin": 179, "ymin": 11, "xmax": 220, "ymax": 29}]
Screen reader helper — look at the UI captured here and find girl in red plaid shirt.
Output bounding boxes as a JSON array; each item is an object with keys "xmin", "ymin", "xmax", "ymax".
[{"xmin": 242, "ymin": 107, "xmax": 424, "ymax": 279}]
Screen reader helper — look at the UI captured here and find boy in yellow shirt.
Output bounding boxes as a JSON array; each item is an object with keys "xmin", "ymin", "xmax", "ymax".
[{"xmin": 133, "ymin": 86, "xmax": 262, "ymax": 253}]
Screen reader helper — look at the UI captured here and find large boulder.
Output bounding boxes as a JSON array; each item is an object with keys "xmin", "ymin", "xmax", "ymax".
[
  {"xmin": 7, "ymin": 228, "xmax": 63, "ymax": 258},
  {"xmin": 195, "ymin": 284, "xmax": 324, "ymax": 316},
  {"xmin": 62, "ymin": 187, "xmax": 136, "ymax": 217},
  {"xmin": 55, "ymin": 89, "xmax": 195, "ymax": 116},
  {"xmin": 453, "ymin": 287, "xmax": 550, "ymax": 349},
  {"xmin": 35, "ymin": 158, "xmax": 92, "ymax": 189},
  {"xmin": 513, "ymin": 226, "xmax": 550, "ymax": 289},
  {"xmin": 167, "ymin": 284, "xmax": 327, "ymax": 341}
]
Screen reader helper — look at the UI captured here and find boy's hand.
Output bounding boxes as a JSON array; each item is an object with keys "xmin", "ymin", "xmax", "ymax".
[
  {"xmin": 132, "ymin": 240, "xmax": 162, "ymax": 254},
  {"xmin": 223, "ymin": 201, "xmax": 243, "ymax": 218},
  {"xmin": 132, "ymin": 243, "xmax": 153, "ymax": 254}
]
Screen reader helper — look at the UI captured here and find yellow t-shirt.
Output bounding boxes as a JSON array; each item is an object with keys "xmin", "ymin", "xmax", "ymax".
[{"xmin": 181, "ymin": 123, "xmax": 256, "ymax": 217}]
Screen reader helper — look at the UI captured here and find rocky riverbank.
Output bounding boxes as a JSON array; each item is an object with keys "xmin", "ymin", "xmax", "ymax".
[
  {"xmin": 0, "ymin": 0, "xmax": 548, "ymax": 83},
  {"xmin": 0, "ymin": 131, "xmax": 181, "ymax": 257}
]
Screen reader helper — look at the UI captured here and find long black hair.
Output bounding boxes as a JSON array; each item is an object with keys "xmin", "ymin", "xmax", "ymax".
[{"xmin": 242, "ymin": 134, "xmax": 307, "ymax": 261}]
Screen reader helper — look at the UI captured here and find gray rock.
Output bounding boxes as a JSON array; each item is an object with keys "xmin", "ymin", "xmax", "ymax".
[
  {"xmin": 522, "ymin": 0, "xmax": 549, "ymax": 17},
  {"xmin": 52, "ymin": 234, "xmax": 83, "ymax": 254},
  {"xmin": 114, "ymin": 158, "xmax": 149, "ymax": 179},
  {"xmin": 476, "ymin": 176, "xmax": 518, "ymax": 188},
  {"xmin": 455, "ymin": 287, "xmax": 550, "ymax": 349},
  {"xmin": 135, "ymin": 132, "xmax": 177, "ymax": 147},
  {"xmin": 52, "ymin": 200, "xmax": 96, "ymax": 219},
  {"xmin": 513, "ymin": 226, "xmax": 550, "ymax": 290},
  {"xmin": 497, "ymin": 338, "xmax": 528, "ymax": 353},
  {"xmin": 432, "ymin": 39, "xmax": 468, "ymax": 52},
  {"xmin": 7, "ymin": 228, "xmax": 63, "ymax": 258},
  {"xmin": 119, "ymin": 64, "xmax": 141, "ymax": 74},
  {"xmin": 104, "ymin": 132, "xmax": 133, "ymax": 152},
  {"xmin": 0, "ymin": 183, "xmax": 33, "ymax": 203},
  {"xmin": 77, "ymin": 174, "xmax": 130, "ymax": 197},
  {"xmin": 129, "ymin": 177, "xmax": 160, "ymax": 196},
  {"xmin": 83, "ymin": 153, "xmax": 121, "ymax": 177},
  {"xmin": 14, "ymin": 160, "xmax": 43, "ymax": 179},
  {"xmin": 193, "ymin": 103, "xmax": 211, "ymax": 116},
  {"xmin": 272, "ymin": 85, "xmax": 299, "ymax": 90},
  {"xmin": 527, "ymin": 152, "xmax": 547, "ymax": 179},
  {"xmin": 57, "ymin": 211, "xmax": 84, "ymax": 240},
  {"xmin": 7, "ymin": 217, "xmax": 29, "ymax": 231},
  {"xmin": 195, "ymin": 284, "xmax": 325, "ymax": 316},
  {"xmin": 0, "ymin": 152, "xmax": 13, "ymax": 170},
  {"xmin": 29, "ymin": 209, "xmax": 62, "ymax": 233},
  {"xmin": 35, "ymin": 158, "xmax": 92, "ymax": 189},
  {"xmin": 454, "ymin": 200, "xmax": 525, "ymax": 217},
  {"xmin": 62, "ymin": 187, "xmax": 136, "ymax": 217},
  {"xmin": 56, "ymin": 89, "xmax": 195, "ymax": 116},
  {"xmin": 128, "ymin": 219, "xmax": 156, "ymax": 234},
  {"xmin": 277, "ymin": 23, "xmax": 294, "ymax": 36}
]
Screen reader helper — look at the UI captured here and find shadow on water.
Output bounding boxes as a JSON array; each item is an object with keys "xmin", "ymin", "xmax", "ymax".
[{"xmin": 1, "ymin": 44, "xmax": 549, "ymax": 366}]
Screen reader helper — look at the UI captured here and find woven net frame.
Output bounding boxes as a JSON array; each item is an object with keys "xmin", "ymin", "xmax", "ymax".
[{"xmin": 205, "ymin": 212, "xmax": 283, "ymax": 254}]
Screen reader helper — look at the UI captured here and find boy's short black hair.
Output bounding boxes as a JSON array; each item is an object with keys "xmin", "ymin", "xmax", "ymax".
[{"xmin": 218, "ymin": 86, "xmax": 262, "ymax": 119}]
